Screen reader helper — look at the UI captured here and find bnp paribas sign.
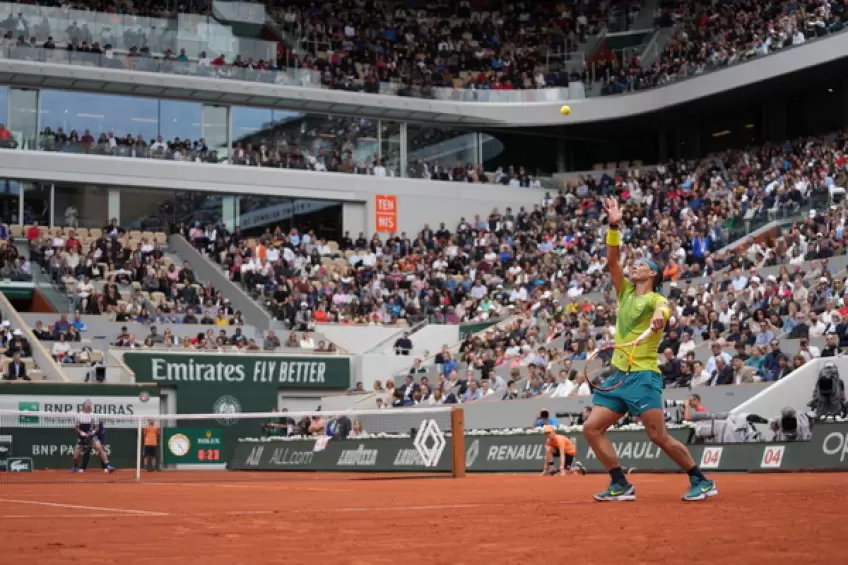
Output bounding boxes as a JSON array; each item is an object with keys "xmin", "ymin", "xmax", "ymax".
[{"xmin": 123, "ymin": 352, "xmax": 351, "ymax": 418}]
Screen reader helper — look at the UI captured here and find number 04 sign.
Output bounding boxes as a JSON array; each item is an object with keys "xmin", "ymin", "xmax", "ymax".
[
  {"xmin": 699, "ymin": 447, "xmax": 723, "ymax": 469},
  {"xmin": 760, "ymin": 445, "xmax": 786, "ymax": 468}
]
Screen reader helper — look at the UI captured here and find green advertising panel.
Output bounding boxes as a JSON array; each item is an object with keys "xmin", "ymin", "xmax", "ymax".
[
  {"xmin": 0, "ymin": 427, "xmax": 139, "ymax": 469},
  {"xmin": 229, "ymin": 438, "xmax": 451, "ymax": 472},
  {"xmin": 228, "ymin": 428, "xmax": 691, "ymax": 473},
  {"xmin": 228, "ymin": 423, "xmax": 848, "ymax": 474},
  {"xmin": 0, "ymin": 435, "xmax": 10, "ymax": 470},
  {"xmin": 124, "ymin": 352, "xmax": 351, "ymax": 418},
  {"xmin": 163, "ymin": 427, "xmax": 225, "ymax": 465}
]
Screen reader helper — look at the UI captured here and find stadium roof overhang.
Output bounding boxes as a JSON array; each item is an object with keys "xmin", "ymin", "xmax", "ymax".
[{"xmin": 0, "ymin": 31, "xmax": 847, "ymax": 127}]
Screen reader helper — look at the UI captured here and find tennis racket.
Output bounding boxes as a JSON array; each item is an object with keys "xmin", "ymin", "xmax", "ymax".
[{"xmin": 584, "ymin": 327, "xmax": 657, "ymax": 392}]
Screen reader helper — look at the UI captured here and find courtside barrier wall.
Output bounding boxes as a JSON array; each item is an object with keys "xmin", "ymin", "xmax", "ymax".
[{"xmin": 228, "ymin": 423, "xmax": 848, "ymax": 473}]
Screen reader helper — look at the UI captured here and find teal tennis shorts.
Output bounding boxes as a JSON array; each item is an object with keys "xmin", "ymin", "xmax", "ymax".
[{"xmin": 592, "ymin": 370, "xmax": 663, "ymax": 416}]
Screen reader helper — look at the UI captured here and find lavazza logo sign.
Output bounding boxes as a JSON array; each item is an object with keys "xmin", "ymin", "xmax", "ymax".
[{"xmin": 337, "ymin": 445, "xmax": 378, "ymax": 467}]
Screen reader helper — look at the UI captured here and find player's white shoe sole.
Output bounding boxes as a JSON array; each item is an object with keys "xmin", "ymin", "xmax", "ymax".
[
  {"xmin": 593, "ymin": 494, "xmax": 637, "ymax": 501},
  {"xmin": 594, "ymin": 484, "xmax": 637, "ymax": 501}
]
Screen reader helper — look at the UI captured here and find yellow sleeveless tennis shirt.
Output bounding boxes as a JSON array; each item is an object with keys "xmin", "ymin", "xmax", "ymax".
[{"xmin": 612, "ymin": 280, "xmax": 665, "ymax": 373}]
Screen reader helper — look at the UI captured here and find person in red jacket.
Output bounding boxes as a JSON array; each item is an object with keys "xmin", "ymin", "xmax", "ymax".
[{"xmin": 25, "ymin": 221, "xmax": 41, "ymax": 242}]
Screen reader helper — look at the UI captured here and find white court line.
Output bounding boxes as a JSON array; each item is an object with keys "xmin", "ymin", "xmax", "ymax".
[
  {"xmin": 1, "ymin": 511, "xmax": 275, "ymax": 519},
  {"xmin": 1, "ymin": 504, "xmax": 494, "ymax": 521},
  {"xmin": 332, "ymin": 504, "xmax": 484, "ymax": 513},
  {"xmin": 144, "ymin": 482, "xmax": 352, "ymax": 492},
  {"xmin": 1, "ymin": 513, "xmax": 157, "ymax": 519},
  {"xmin": 0, "ymin": 498, "xmax": 169, "ymax": 517}
]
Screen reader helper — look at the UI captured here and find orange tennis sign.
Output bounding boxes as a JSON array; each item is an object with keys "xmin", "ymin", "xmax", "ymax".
[{"xmin": 375, "ymin": 195, "xmax": 398, "ymax": 233}]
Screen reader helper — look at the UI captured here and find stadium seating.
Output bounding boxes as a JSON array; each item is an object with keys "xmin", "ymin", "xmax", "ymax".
[
  {"xmin": 0, "ymin": 0, "xmax": 623, "ymax": 95},
  {"xmin": 3, "ymin": 0, "xmax": 846, "ymax": 103},
  {"xmin": 12, "ymin": 222, "xmax": 337, "ymax": 381},
  {"xmin": 600, "ymin": 0, "xmax": 848, "ymax": 95}
]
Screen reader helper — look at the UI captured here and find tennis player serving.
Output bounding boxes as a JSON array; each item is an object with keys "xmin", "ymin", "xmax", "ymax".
[{"xmin": 582, "ymin": 197, "xmax": 717, "ymax": 502}]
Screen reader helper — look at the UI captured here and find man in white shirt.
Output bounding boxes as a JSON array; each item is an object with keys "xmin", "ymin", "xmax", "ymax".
[
  {"xmin": 570, "ymin": 374, "xmax": 591, "ymax": 396},
  {"xmin": 809, "ymin": 314, "xmax": 827, "ymax": 338},
  {"xmin": 361, "ymin": 252, "xmax": 377, "ymax": 267},
  {"xmin": 74, "ymin": 277, "xmax": 94, "ymax": 310},
  {"xmin": 299, "ymin": 333, "xmax": 316, "ymax": 350},
  {"xmin": 797, "ymin": 339, "xmax": 820, "ymax": 362},
  {"xmin": 689, "ymin": 361, "xmax": 712, "ymax": 387},
  {"xmin": 745, "ymin": 238, "xmax": 764, "ymax": 264},
  {"xmin": 717, "ymin": 302, "xmax": 735, "ymax": 326},
  {"xmin": 730, "ymin": 268, "xmax": 748, "ymax": 292},
  {"xmin": 150, "ymin": 136, "xmax": 168, "ymax": 152},
  {"xmin": 470, "ymin": 281, "xmax": 488, "ymax": 300},
  {"xmin": 676, "ymin": 332, "xmax": 696, "ymax": 359},
  {"xmin": 509, "ymin": 286, "xmax": 528, "ymax": 303},
  {"xmin": 488, "ymin": 373, "xmax": 506, "ymax": 392},
  {"xmin": 265, "ymin": 245, "xmax": 281, "ymax": 263},
  {"xmin": 550, "ymin": 377, "xmax": 575, "ymax": 398},
  {"xmin": 704, "ymin": 342, "xmax": 733, "ymax": 375},
  {"xmin": 480, "ymin": 380, "xmax": 495, "ymax": 397}
]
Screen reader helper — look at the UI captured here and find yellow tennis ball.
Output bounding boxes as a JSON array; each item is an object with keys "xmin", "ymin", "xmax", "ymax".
[{"xmin": 560, "ymin": 105, "xmax": 571, "ymax": 116}]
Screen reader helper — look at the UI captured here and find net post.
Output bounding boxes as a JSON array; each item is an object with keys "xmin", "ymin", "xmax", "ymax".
[
  {"xmin": 135, "ymin": 417, "xmax": 142, "ymax": 482},
  {"xmin": 450, "ymin": 407, "xmax": 465, "ymax": 478}
]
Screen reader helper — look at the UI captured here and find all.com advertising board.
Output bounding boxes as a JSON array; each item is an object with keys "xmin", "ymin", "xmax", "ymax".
[{"xmin": 228, "ymin": 423, "xmax": 848, "ymax": 473}]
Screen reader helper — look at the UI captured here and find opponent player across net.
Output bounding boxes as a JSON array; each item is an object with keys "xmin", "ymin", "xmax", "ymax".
[
  {"xmin": 70, "ymin": 400, "xmax": 115, "ymax": 474},
  {"xmin": 581, "ymin": 197, "xmax": 716, "ymax": 502}
]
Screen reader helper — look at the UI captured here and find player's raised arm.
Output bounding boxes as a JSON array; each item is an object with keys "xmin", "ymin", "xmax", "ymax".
[{"xmin": 603, "ymin": 197, "xmax": 624, "ymax": 294}]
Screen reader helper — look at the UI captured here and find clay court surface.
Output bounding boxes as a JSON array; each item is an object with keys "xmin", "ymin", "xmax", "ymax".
[{"xmin": 0, "ymin": 472, "xmax": 842, "ymax": 565}]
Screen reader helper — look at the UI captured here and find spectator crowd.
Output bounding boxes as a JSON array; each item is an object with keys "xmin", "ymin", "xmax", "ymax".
[
  {"xmin": 180, "ymin": 130, "xmax": 848, "ymax": 331},
  {"xmin": 600, "ymin": 0, "xmax": 845, "ymax": 95},
  {"xmin": 0, "ymin": 0, "xmax": 632, "ymax": 95},
  {"xmin": 1, "ymin": 0, "xmax": 844, "ymax": 105}
]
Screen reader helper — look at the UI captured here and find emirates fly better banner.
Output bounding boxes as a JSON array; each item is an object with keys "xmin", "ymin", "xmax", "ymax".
[{"xmin": 123, "ymin": 352, "xmax": 352, "ymax": 418}]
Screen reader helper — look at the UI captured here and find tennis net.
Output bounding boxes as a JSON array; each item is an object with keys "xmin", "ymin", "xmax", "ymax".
[{"xmin": 0, "ymin": 406, "xmax": 466, "ymax": 483}]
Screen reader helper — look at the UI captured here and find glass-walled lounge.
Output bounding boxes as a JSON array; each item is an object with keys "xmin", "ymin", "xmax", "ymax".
[
  {"xmin": 0, "ymin": 85, "xmax": 565, "ymax": 178},
  {"xmin": 0, "ymin": 180, "xmax": 344, "ymax": 241},
  {"xmin": 0, "ymin": 2, "xmax": 276, "ymax": 63}
]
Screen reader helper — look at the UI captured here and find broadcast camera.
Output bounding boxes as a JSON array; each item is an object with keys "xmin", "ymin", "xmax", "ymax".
[
  {"xmin": 663, "ymin": 399, "xmax": 687, "ymax": 425},
  {"xmin": 809, "ymin": 361, "xmax": 847, "ymax": 420},
  {"xmin": 771, "ymin": 407, "xmax": 814, "ymax": 441},
  {"xmin": 555, "ymin": 406, "xmax": 592, "ymax": 426}
]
